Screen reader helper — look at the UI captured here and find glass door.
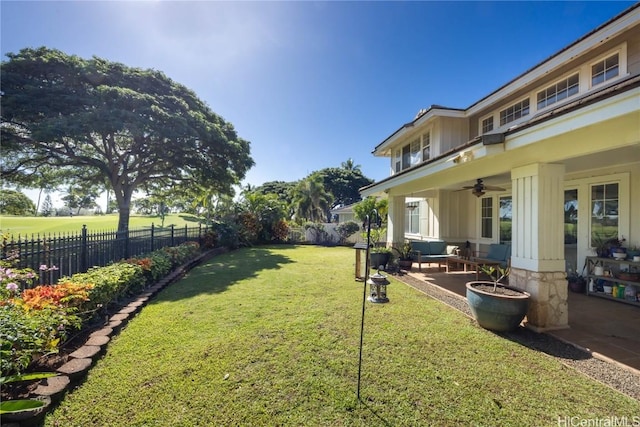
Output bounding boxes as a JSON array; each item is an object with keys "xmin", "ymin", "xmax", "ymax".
[{"xmin": 564, "ymin": 189, "xmax": 578, "ymax": 273}]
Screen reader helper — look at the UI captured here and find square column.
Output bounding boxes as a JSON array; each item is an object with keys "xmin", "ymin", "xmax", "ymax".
[
  {"xmin": 510, "ymin": 163, "xmax": 568, "ymax": 331},
  {"xmin": 386, "ymin": 194, "xmax": 406, "ymax": 247}
]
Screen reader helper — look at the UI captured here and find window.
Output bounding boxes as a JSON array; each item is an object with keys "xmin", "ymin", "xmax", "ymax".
[
  {"xmin": 591, "ymin": 183, "xmax": 619, "ymax": 245},
  {"xmin": 422, "ymin": 132, "xmax": 431, "ymax": 161},
  {"xmin": 537, "ymin": 73, "xmax": 579, "ymax": 109},
  {"xmin": 405, "ymin": 202, "xmax": 419, "ymax": 234},
  {"xmin": 410, "ymin": 139, "xmax": 421, "ymax": 166},
  {"xmin": 395, "ymin": 138, "xmax": 423, "ymax": 173},
  {"xmin": 500, "ymin": 98, "xmax": 530, "ymax": 126},
  {"xmin": 499, "ymin": 196, "xmax": 512, "ymax": 244},
  {"xmin": 592, "ymin": 53, "xmax": 619, "ymax": 87},
  {"xmin": 482, "ymin": 116, "xmax": 494, "ymax": 133},
  {"xmin": 481, "ymin": 197, "xmax": 493, "ymax": 239}
]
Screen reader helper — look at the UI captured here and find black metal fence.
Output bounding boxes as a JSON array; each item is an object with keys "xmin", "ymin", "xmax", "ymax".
[{"xmin": 2, "ymin": 224, "xmax": 210, "ymax": 286}]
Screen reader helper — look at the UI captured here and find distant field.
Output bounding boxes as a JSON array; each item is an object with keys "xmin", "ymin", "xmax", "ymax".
[{"xmin": 0, "ymin": 214, "xmax": 204, "ymax": 237}]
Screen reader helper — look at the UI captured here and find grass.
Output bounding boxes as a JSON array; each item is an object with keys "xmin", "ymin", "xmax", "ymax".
[
  {"xmin": 44, "ymin": 246, "xmax": 640, "ymax": 426},
  {"xmin": 0, "ymin": 214, "xmax": 203, "ymax": 236}
]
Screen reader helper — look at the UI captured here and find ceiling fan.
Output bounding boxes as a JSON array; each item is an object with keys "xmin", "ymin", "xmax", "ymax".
[{"xmin": 458, "ymin": 178, "xmax": 505, "ymax": 197}]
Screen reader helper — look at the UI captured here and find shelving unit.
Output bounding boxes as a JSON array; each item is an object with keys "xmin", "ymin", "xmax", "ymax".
[{"xmin": 585, "ymin": 256, "xmax": 640, "ymax": 307}]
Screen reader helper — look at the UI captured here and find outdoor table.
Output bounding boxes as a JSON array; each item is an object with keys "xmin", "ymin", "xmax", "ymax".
[{"xmin": 446, "ymin": 257, "xmax": 502, "ymax": 281}]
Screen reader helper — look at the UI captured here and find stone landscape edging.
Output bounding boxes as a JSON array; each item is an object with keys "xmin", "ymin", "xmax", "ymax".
[{"xmin": 2, "ymin": 247, "xmax": 227, "ymax": 427}]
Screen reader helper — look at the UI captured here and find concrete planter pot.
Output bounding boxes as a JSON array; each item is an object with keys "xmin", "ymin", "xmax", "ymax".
[
  {"xmin": 398, "ymin": 259, "xmax": 413, "ymax": 271},
  {"xmin": 370, "ymin": 252, "xmax": 391, "ymax": 270},
  {"xmin": 466, "ymin": 281, "xmax": 531, "ymax": 332}
]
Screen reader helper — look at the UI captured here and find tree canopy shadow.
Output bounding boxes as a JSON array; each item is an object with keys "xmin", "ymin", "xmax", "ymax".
[{"xmin": 148, "ymin": 245, "xmax": 296, "ymax": 302}]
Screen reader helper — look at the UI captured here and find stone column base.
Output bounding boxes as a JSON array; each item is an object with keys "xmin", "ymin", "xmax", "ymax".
[{"xmin": 509, "ymin": 267, "xmax": 569, "ymax": 331}]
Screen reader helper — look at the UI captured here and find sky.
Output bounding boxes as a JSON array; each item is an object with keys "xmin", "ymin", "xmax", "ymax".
[{"xmin": 1, "ymin": 1, "xmax": 636, "ymax": 207}]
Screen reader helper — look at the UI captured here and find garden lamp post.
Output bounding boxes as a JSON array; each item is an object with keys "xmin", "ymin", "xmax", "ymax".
[
  {"xmin": 357, "ymin": 209, "xmax": 382, "ymax": 401},
  {"xmin": 367, "ymin": 268, "xmax": 390, "ymax": 303}
]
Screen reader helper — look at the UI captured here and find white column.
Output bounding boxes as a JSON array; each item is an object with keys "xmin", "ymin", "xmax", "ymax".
[
  {"xmin": 386, "ymin": 194, "xmax": 406, "ymax": 247},
  {"xmin": 510, "ymin": 163, "xmax": 568, "ymax": 331}
]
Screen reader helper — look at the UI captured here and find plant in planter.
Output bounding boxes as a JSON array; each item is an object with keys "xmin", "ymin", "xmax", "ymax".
[
  {"xmin": 0, "ymin": 372, "xmax": 57, "ymax": 417},
  {"xmin": 566, "ymin": 271, "xmax": 586, "ymax": 293},
  {"xmin": 625, "ymin": 245, "xmax": 640, "ymax": 260},
  {"xmin": 370, "ymin": 246, "xmax": 392, "ymax": 270},
  {"xmin": 392, "ymin": 242, "xmax": 414, "ymax": 271},
  {"xmin": 465, "ymin": 266, "xmax": 531, "ymax": 332},
  {"xmin": 592, "ymin": 233, "xmax": 625, "ymax": 258}
]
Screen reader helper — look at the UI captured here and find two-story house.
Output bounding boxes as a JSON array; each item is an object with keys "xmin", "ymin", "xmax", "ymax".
[{"xmin": 360, "ymin": 4, "xmax": 640, "ymax": 331}]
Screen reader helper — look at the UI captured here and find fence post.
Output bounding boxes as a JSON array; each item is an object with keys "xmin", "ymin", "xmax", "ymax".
[
  {"xmin": 184, "ymin": 224, "xmax": 188, "ymax": 243},
  {"xmin": 81, "ymin": 225, "xmax": 88, "ymax": 272},
  {"xmin": 170, "ymin": 224, "xmax": 175, "ymax": 247},
  {"xmin": 150, "ymin": 223, "xmax": 155, "ymax": 252}
]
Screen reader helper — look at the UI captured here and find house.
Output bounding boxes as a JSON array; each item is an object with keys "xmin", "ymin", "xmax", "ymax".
[
  {"xmin": 360, "ymin": 4, "xmax": 640, "ymax": 331},
  {"xmin": 330, "ymin": 203, "xmax": 357, "ymax": 223}
]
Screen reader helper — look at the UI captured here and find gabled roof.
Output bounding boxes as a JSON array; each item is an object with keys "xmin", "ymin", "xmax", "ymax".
[
  {"xmin": 372, "ymin": 3, "xmax": 640, "ymax": 156},
  {"xmin": 373, "ymin": 105, "xmax": 464, "ymax": 155}
]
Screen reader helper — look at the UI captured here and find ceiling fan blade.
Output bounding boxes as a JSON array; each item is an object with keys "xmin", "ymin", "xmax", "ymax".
[{"xmin": 483, "ymin": 185, "xmax": 506, "ymax": 191}]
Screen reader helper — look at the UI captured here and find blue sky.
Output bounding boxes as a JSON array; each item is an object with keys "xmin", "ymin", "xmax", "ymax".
[{"xmin": 1, "ymin": 1, "xmax": 636, "ymax": 196}]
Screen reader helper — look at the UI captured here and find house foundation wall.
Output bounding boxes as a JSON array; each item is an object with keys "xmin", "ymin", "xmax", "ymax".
[{"xmin": 510, "ymin": 267, "xmax": 569, "ymax": 331}]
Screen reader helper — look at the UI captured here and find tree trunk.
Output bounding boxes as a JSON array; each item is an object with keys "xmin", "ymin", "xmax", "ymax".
[
  {"xmin": 113, "ymin": 182, "xmax": 134, "ymax": 233},
  {"xmin": 35, "ymin": 188, "xmax": 43, "ymax": 216}
]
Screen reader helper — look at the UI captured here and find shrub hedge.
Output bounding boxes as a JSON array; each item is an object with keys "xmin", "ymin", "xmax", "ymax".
[{"xmin": 0, "ymin": 241, "xmax": 202, "ymax": 377}]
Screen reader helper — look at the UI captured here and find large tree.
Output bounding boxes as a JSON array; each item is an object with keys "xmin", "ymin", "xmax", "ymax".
[
  {"xmin": 292, "ymin": 175, "xmax": 333, "ymax": 223},
  {"xmin": 0, "ymin": 189, "xmax": 36, "ymax": 216},
  {"xmin": 1, "ymin": 47, "xmax": 254, "ymax": 232},
  {"xmin": 312, "ymin": 166, "xmax": 373, "ymax": 210}
]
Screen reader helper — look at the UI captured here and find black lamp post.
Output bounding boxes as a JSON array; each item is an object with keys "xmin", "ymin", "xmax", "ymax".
[{"xmin": 357, "ymin": 209, "xmax": 382, "ymax": 400}]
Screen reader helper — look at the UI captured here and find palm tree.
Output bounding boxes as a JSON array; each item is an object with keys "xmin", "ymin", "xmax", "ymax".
[
  {"xmin": 292, "ymin": 175, "xmax": 334, "ymax": 222},
  {"xmin": 341, "ymin": 158, "xmax": 361, "ymax": 173}
]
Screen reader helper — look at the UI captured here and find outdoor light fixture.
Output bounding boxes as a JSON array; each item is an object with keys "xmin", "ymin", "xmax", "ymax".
[
  {"xmin": 367, "ymin": 268, "xmax": 390, "ymax": 303},
  {"xmin": 450, "ymin": 150, "xmax": 474, "ymax": 164}
]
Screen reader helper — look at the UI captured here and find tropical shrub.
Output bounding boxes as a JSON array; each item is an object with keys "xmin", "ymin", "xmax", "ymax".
[
  {"xmin": 200, "ymin": 229, "xmax": 218, "ymax": 249},
  {"xmin": 1, "ymin": 302, "xmax": 81, "ymax": 376},
  {"xmin": 272, "ymin": 219, "xmax": 289, "ymax": 242},
  {"xmin": 211, "ymin": 221, "xmax": 241, "ymax": 249},
  {"xmin": 147, "ymin": 252, "xmax": 172, "ymax": 282},
  {"xmin": 335, "ymin": 221, "xmax": 360, "ymax": 244},
  {"xmin": 64, "ymin": 263, "xmax": 146, "ymax": 310},
  {"xmin": 0, "ymin": 241, "xmax": 203, "ymax": 377}
]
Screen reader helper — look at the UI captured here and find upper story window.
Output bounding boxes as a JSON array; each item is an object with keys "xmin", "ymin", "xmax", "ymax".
[
  {"xmin": 400, "ymin": 138, "xmax": 420, "ymax": 169},
  {"xmin": 422, "ymin": 132, "xmax": 431, "ymax": 161},
  {"xmin": 537, "ymin": 73, "xmax": 579, "ymax": 110},
  {"xmin": 500, "ymin": 98, "xmax": 530, "ymax": 126},
  {"xmin": 393, "ymin": 132, "xmax": 431, "ymax": 174},
  {"xmin": 482, "ymin": 116, "xmax": 494, "ymax": 133},
  {"xmin": 592, "ymin": 53, "xmax": 619, "ymax": 87}
]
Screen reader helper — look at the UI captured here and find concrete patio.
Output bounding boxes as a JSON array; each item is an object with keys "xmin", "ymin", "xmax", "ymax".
[{"xmin": 400, "ymin": 266, "xmax": 640, "ymax": 373}]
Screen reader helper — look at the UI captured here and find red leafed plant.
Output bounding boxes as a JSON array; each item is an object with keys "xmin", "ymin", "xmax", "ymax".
[{"xmin": 18, "ymin": 282, "xmax": 94, "ymax": 311}]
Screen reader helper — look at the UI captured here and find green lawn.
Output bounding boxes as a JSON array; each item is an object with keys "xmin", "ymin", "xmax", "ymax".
[
  {"xmin": 0, "ymin": 214, "xmax": 203, "ymax": 236},
  {"xmin": 44, "ymin": 246, "xmax": 640, "ymax": 426}
]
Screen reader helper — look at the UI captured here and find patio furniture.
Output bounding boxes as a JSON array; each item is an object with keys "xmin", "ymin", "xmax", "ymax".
[
  {"xmin": 446, "ymin": 243, "xmax": 511, "ymax": 280},
  {"xmin": 446, "ymin": 257, "xmax": 502, "ymax": 280},
  {"xmin": 410, "ymin": 240, "xmax": 459, "ymax": 272}
]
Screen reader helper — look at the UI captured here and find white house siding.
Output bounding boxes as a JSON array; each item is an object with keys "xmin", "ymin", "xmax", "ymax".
[{"xmin": 438, "ymin": 117, "xmax": 469, "ymax": 153}]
